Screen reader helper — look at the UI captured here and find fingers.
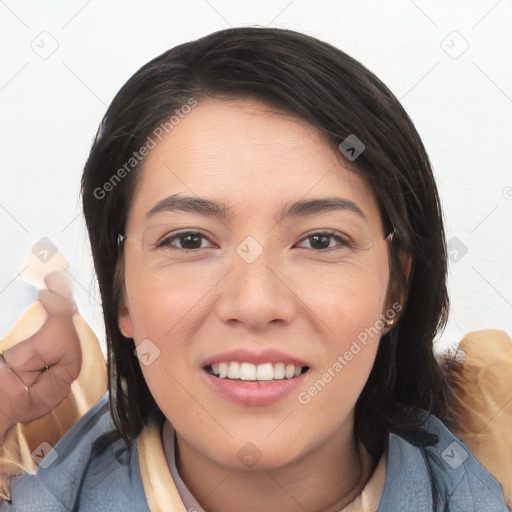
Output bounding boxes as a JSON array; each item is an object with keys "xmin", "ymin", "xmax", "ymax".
[
  {"xmin": 38, "ymin": 271, "xmax": 77, "ymax": 316},
  {"xmin": 0, "ymin": 346, "xmax": 78, "ymax": 425},
  {"xmin": 44, "ymin": 271, "xmax": 73, "ymax": 299},
  {"xmin": 38, "ymin": 289, "xmax": 77, "ymax": 316},
  {"xmin": 3, "ymin": 270, "xmax": 82, "ymax": 376},
  {"xmin": 0, "ymin": 360, "xmax": 31, "ymax": 427},
  {"xmin": 0, "ymin": 271, "xmax": 82, "ymax": 428},
  {"xmin": 6, "ymin": 315, "xmax": 82, "ymax": 377},
  {"xmin": 38, "ymin": 274, "xmax": 77, "ymax": 316},
  {"xmin": 18, "ymin": 365, "xmax": 76, "ymax": 423}
]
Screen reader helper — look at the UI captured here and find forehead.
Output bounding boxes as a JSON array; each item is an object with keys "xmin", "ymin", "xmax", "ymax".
[
  {"xmin": 145, "ymin": 97, "xmax": 341, "ymax": 173},
  {"xmin": 126, "ymin": 97, "xmax": 382, "ymax": 230}
]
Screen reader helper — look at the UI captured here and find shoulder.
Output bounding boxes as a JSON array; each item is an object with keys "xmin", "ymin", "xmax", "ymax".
[
  {"xmin": 378, "ymin": 413, "xmax": 509, "ymax": 511},
  {"xmin": 0, "ymin": 394, "xmax": 149, "ymax": 512}
]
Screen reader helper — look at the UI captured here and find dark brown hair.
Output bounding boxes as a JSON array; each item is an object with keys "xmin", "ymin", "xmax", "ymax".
[{"xmin": 81, "ymin": 26, "xmax": 450, "ymax": 460}]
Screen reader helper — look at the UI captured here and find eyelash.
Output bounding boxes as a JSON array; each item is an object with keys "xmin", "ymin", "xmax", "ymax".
[{"xmin": 157, "ymin": 230, "xmax": 353, "ymax": 253}]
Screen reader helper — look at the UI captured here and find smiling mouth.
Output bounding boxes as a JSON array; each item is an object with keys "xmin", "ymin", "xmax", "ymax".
[{"xmin": 204, "ymin": 362, "xmax": 310, "ymax": 381}]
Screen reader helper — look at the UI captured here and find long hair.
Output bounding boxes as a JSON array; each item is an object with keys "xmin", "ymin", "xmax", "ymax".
[{"xmin": 81, "ymin": 26, "xmax": 450, "ymax": 460}]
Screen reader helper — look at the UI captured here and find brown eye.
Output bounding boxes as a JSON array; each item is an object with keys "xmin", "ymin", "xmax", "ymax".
[
  {"xmin": 158, "ymin": 231, "xmax": 214, "ymax": 251},
  {"xmin": 297, "ymin": 231, "xmax": 352, "ymax": 251}
]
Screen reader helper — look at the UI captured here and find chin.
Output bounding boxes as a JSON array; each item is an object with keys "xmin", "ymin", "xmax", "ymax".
[{"xmin": 207, "ymin": 435, "xmax": 306, "ymax": 471}]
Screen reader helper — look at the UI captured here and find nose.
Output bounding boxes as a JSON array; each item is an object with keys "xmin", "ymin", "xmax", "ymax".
[{"xmin": 215, "ymin": 247, "xmax": 297, "ymax": 329}]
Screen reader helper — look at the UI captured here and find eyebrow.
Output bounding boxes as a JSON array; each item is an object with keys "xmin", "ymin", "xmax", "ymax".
[{"xmin": 145, "ymin": 194, "xmax": 366, "ymax": 222}]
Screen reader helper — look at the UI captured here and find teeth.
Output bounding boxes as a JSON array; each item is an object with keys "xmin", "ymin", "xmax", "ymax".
[
  {"xmin": 256, "ymin": 363, "xmax": 273, "ymax": 381},
  {"xmin": 209, "ymin": 361, "xmax": 306, "ymax": 381},
  {"xmin": 218, "ymin": 362, "xmax": 228, "ymax": 379},
  {"xmin": 285, "ymin": 364, "xmax": 295, "ymax": 379},
  {"xmin": 227, "ymin": 361, "xmax": 240, "ymax": 379},
  {"xmin": 240, "ymin": 362, "xmax": 256, "ymax": 380},
  {"xmin": 273, "ymin": 362, "xmax": 285, "ymax": 379}
]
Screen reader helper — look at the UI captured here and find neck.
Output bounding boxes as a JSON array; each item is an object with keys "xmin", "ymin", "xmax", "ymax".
[{"xmin": 172, "ymin": 421, "xmax": 376, "ymax": 512}]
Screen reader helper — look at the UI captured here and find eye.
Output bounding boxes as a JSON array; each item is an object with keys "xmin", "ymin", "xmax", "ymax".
[
  {"xmin": 155, "ymin": 229, "xmax": 353, "ymax": 253},
  {"xmin": 296, "ymin": 230, "xmax": 352, "ymax": 251},
  {"xmin": 157, "ymin": 231, "xmax": 216, "ymax": 251}
]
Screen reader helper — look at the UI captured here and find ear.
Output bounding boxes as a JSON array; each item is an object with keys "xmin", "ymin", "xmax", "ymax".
[
  {"xmin": 118, "ymin": 301, "xmax": 134, "ymax": 339},
  {"xmin": 382, "ymin": 251, "xmax": 412, "ymax": 334},
  {"xmin": 392, "ymin": 250, "xmax": 412, "ymax": 308},
  {"xmin": 401, "ymin": 251, "xmax": 412, "ymax": 283}
]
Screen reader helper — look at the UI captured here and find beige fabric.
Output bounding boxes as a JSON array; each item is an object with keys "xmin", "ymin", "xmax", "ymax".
[
  {"xmin": 137, "ymin": 421, "xmax": 187, "ymax": 512},
  {"xmin": 441, "ymin": 330, "xmax": 512, "ymax": 509},
  {"xmin": 341, "ymin": 453, "xmax": 386, "ymax": 512},
  {"xmin": 0, "ymin": 301, "xmax": 107, "ymax": 501}
]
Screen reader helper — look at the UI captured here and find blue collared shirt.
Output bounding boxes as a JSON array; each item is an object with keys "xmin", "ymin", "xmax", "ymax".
[{"xmin": 1, "ymin": 394, "xmax": 508, "ymax": 511}]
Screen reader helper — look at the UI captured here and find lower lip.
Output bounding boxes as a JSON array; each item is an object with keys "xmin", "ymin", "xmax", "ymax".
[{"xmin": 201, "ymin": 369, "xmax": 308, "ymax": 406}]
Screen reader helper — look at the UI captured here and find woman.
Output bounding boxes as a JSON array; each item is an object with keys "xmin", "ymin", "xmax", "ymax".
[{"xmin": 1, "ymin": 26, "xmax": 509, "ymax": 511}]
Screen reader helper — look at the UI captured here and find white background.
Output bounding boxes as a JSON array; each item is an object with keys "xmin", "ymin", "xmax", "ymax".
[{"xmin": 1, "ymin": 0, "xmax": 511, "ymax": 353}]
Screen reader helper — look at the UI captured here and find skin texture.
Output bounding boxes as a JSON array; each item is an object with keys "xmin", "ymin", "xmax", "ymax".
[
  {"xmin": 119, "ymin": 98, "xmax": 395, "ymax": 512},
  {"xmin": 0, "ymin": 272, "xmax": 82, "ymax": 440}
]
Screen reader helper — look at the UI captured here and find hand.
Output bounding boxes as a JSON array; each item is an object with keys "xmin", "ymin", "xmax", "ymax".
[{"xmin": 0, "ymin": 272, "xmax": 82, "ymax": 440}]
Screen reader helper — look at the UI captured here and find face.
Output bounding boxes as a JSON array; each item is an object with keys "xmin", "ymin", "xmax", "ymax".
[{"xmin": 119, "ymin": 97, "xmax": 394, "ymax": 469}]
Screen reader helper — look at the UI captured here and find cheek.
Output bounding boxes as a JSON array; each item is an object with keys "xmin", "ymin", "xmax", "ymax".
[
  {"xmin": 295, "ymin": 258, "xmax": 389, "ymax": 338},
  {"xmin": 123, "ymin": 255, "xmax": 214, "ymax": 343},
  {"xmin": 293, "ymin": 275, "xmax": 385, "ymax": 439},
  {"xmin": 295, "ymin": 260, "xmax": 388, "ymax": 391}
]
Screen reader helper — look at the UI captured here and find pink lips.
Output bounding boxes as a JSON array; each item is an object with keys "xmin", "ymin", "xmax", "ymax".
[
  {"xmin": 200, "ymin": 347, "xmax": 310, "ymax": 406},
  {"xmin": 202, "ymin": 369, "xmax": 307, "ymax": 406},
  {"xmin": 201, "ymin": 347, "xmax": 308, "ymax": 367}
]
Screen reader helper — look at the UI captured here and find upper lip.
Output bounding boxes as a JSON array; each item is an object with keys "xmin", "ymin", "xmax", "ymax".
[{"xmin": 201, "ymin": 348, "xmax": 309, "ymax": 368}]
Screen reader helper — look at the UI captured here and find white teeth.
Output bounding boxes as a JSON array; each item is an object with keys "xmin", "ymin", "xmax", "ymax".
[
  {"xmin": 285, "ymin": 364, "xmax": 295, "ymax": 379},
  {"xmin": 227, "ymin": 361, "xmax": 240, "ymax": 379},
  {"xmin": 209, "ymin": 361, "xmax": 306, "ymax": 381},
  {"xmin": 218, "ymin": 362, "xmax": 228, "ymax": 379},
  {"xmin": 240, "ymin": 362, "xmax": 256, "ymax": 381},
  {"xmin": 256, "ymin": 363, "xmax": 273, "ymax": 381},
  {"xmin": 273, "ymin": 362, "xmax": 285, "ymax": 379}
]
